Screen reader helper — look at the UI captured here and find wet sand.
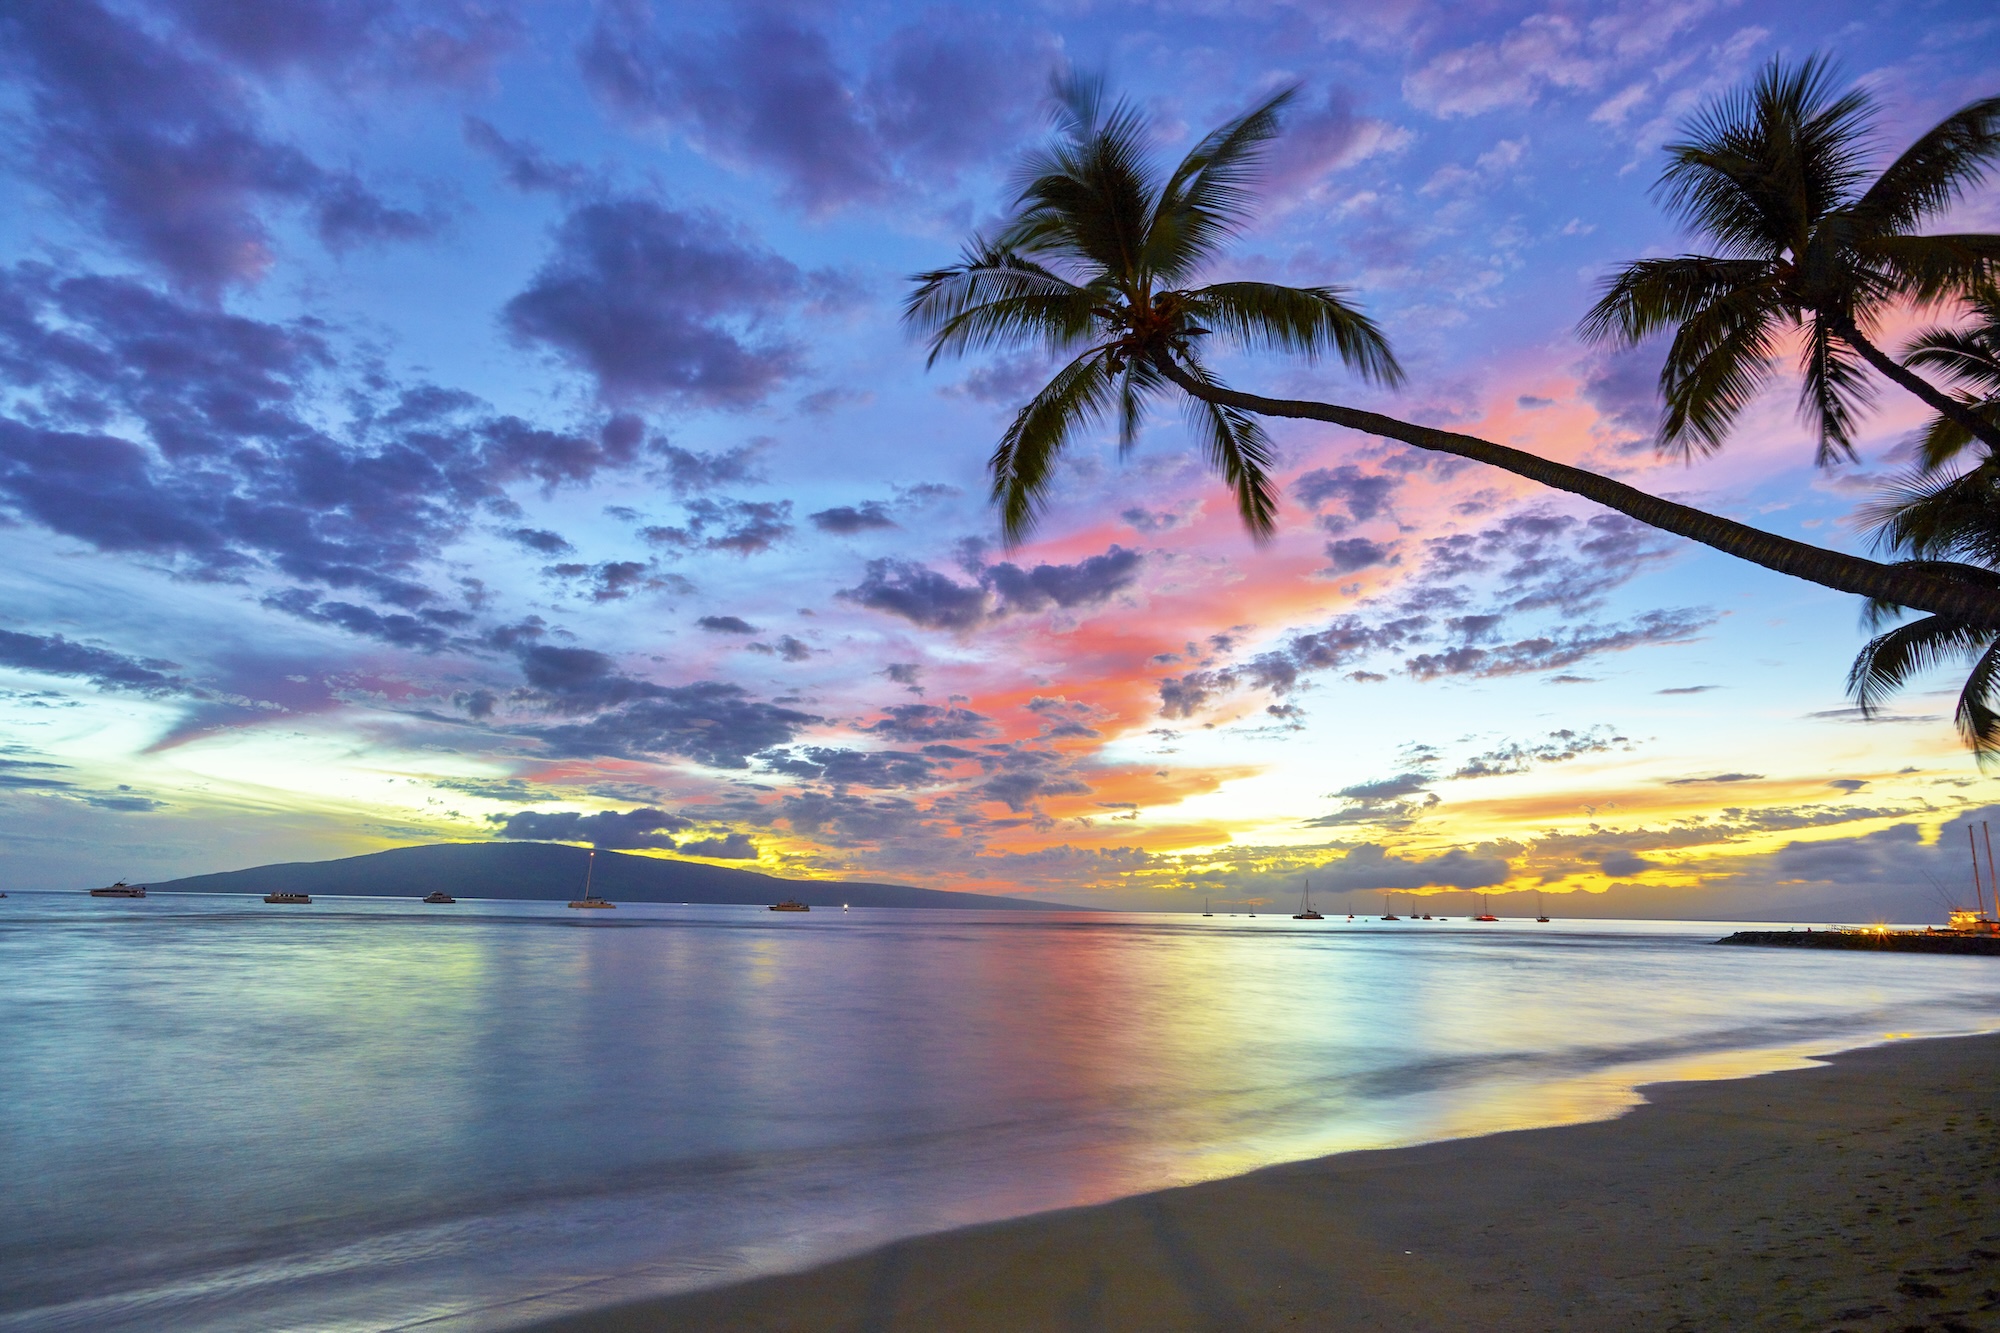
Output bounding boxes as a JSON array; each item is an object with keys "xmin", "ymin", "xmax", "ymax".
[{"xmin": 523, "ymin": 1033, "xmax": 2000, "ymax": 1333}]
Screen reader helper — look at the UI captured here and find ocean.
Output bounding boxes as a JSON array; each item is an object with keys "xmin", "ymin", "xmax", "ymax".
[{"xmin": 3, "ymin": 892, "xmax": 1996, "ymax": 1331}]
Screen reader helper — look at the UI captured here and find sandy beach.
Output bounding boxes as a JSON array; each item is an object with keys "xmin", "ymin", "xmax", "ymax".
[{"xmin": 524, "ymin": 1032, "xmax": 2000, "ymax": 1333}]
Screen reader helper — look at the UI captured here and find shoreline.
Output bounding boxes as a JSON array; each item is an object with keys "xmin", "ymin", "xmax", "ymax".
[{"xmin": 517, "ymin": 1031, "xmax": 2000, "ymax": 1333}]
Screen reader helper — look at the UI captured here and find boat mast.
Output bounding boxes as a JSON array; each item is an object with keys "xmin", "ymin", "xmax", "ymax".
[
  {"xmin": 1985, "ymin": 823, "xmax": 1998, "ymax": 920},
  {"xmin": 585, "ymin": 848, "xmax": 595, "ymax": 901},
  {"xmin": 1973, "ymin": 826, "xmax": 1987, "ymax": 922}
]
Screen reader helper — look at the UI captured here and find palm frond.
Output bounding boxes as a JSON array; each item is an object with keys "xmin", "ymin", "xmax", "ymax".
[
  {"xmin": 1912, "ymin": 405, "xmax": 1985, "ymax": 473},
  {"xmin": 1860, "ymin": 466, "xmax": 2000, "ymax": 565},
  {"xmin": 1658, "ymin": 55, "xmax": 1872, "ymax": 257},
  {"xmin": 1143, "ymin": 86, "xmax": 1296, "ymax": 283},
  {"xmin": 1186, "ymin": 282, "xmax": 1404, "ymax": 385},
  {"xmin": 1578, "ymin": 256, "xmax": 1777, "ymax": 346},
  {"xmin": 1856, "ymin": 233, "xmax": 2000, "ymax": 305},
  {"xmin": 1799, "ymin": 316, "xmax": 1875, "ymax": 464},
  {"xmin": 1901, "ymin": 310, "xmax": 2000, "ymax": 392},
  {"xmin": 989, "ymin": 346, "xmax": 1120, "ymax": 543},
  {"xmin": 1004, "ymin": 73, "xmax": 1160, "ymax": 285},
  {"xmin": 1115, "ymin": 354, "xmax": 1168, "ymax": 457},
  {"xmin": 1654, "ymin": 282, "xmax": 1784, "ymax": 458},
  {"xmin": 1852, "ymin": 95, "xmax": 2000, "ymax": 236},
  {"xmin": 1956, "ymin": 639, "xmax": 2000, "ymax": 760},
  {"xmin": 904, "ymin": 246, "xmax": 1101, "ymax": 365},
  {"xmin": 1847, "ymin": 611, "xmax": 1992, "ymax": 714},
  {"xmin": 1170, "ymin": 352, "xmax": 1279, "ymax": 539}
]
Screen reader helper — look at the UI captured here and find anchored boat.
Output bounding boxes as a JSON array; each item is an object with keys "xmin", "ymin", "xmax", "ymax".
[
  {"xmin": 568, "ymin": 849, "xmax": 614, "ymax": 909},
  {"xmin": 263, "ymin": 892, "xmax": 311, "ymax": 904},
  {"xmin": 1293, "ymin": 879, "xmax": 1323, "ymax": 920},
  {"xmin": 769, "ymin": 899, "xmax": 809, "ymax": 912},
  {"xmin": 89, "ymin": 881, "xmax": 147, "ymax": 898}
]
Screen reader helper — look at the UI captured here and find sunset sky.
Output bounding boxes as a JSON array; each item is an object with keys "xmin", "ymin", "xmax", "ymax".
[{"xmin": 2, "ymin": 0, "xmax": 1997, "ymax": 915}]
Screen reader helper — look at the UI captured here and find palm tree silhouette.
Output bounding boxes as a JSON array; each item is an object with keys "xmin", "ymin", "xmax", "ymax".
[
  {"xmin": 905, "ymin": 76, "xmax": 1401, "ymax": 542},
  {"xmin": 1580, "ymin": 57, "xmax": 2000, "ymax": 463},
  {"xmin": 906, "ymin": 74, "xmax": 2000, "ymax": 631}
]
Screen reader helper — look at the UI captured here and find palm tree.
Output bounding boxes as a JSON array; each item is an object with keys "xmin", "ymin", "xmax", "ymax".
[
  {"xmin": 908, "ymin": 74, "xmax": 2000, "ymax": 632},
  {"xmin": 905, "ymin": 76, "xmax": 1402, "ymax": 541},
  {"xmin": 1579, "ymin": 56, "xmax": 2000, "ymax": 464}
]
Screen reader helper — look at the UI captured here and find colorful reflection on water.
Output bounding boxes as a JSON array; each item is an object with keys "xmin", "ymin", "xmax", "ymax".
[{"xmin": 3, "ymin": 894, "xmax": 1996, "ymax": 1331}]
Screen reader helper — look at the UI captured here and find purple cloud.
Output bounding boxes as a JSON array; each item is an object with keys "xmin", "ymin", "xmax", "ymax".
[
  {"xmin": 580, "ymin": 5, "xmax": 1045, "ymax": 211},
  {"xmin": 504, "ymin": 199, "xmax": 806, "ymax": 406},
  {"xmin": 1, "ymin": 1, "xmax": 438, "ymax": 293}
]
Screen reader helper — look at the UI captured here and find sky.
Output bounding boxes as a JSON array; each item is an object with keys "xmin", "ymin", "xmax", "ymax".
[{"xmin": 1, "ymin": 0, "xmax": 1998, "ymax": 916}]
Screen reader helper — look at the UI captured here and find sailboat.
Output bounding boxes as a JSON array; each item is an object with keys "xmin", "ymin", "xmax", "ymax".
[
  {"xmin": 1202, "ymin": 897, "xmax": 1213, "ymax": 917},
  {"xmin": 1536, "ymin": 892, "xmax": 1551, "ymax": 923},
  {"xmin": 1379, "ymin": 894, "xmax": 1399, "ymax": 921},
  {"xmin": 1473, "ymin": 894, "xmax": 1499, "ymax": 922},
  {"xmin": 568, "ymin": 849, "xmax": 615, "ymax": 909},
  {"xmin": 1293, "ymin": 879, "xmax": 1323, "ymax": 920}
]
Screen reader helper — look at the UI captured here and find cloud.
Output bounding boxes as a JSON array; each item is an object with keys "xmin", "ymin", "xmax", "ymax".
[
  {"xmin": 462, "ymin": 117, "xmax": 590, "ymax": 194},
  {"xmin": 262, "ymin": 588, "xmax": 452, "ymax": 650},
  {"xmin": 982, "ymin": 546, "xmax": 1143, "ymax": 614},
  {"xmin": 492, "ymin": 806, "xmax": 693, "ymax": 849},
  {"xmin": 507, "ymin": 528, "xmax": 574, "ymax": 555},
  {"xmin": 1402, "ymin": 2, "xmax": 1717, "ymax": 119},
  {"xmin": 677, "ymin": 831, "xmax": 757, "ymax": 859},
  {"xmin": 810, "ymin": 502, "xmax": 896, "ymax": 534},
  {"xmin": 838, "ymin": 546, "xmax": 1144, "ymax": 631},
  {"xmin": 765, "ymin": 746, "xmax": 936, "ymax": 789},
  {"xmin": 652, "ymin": 439, "xmax": 768, "ymax": 494},
  {"xmin": 1262, "ymin": 87, "xmax": 1410, "ymax": 203},
  {"xmin": 747, "ymin": 635, "xmax": 813, "ymax": 662},
  {"xmin": 1, "ymin": 1, "xmax": 437, "ymax": 293},
  {"xmin": 1450, "ymin": 727, "xmax": 1631, "ymax": 779},
  {"xmin": 866, "ymin": 703, "xmax": 996, "ymax": 743},
  {"xmin": 1404, "ymin": 608, "xmax": 1712, "ymax": 679},
  {"xmin": 1664, "ymin": 772, "xmax": 1765, "ymax": 785},
  {"xmin": 1322, "ymin": 537, "xmax": 1399, "ymax": 574},
  {"xmin": 644, "ymin": 499, "xmax": 794, "ymax": 555},
  {"xmin": 580, "ymin": 5, "xmax": 1045, "ymax": 211},
  {"xmin": 160, "ymin": 0, "xmax": 519, "ymax": 83},
  {"xmin": 1311, "ymin": 843, "xmax": 1514, "ymax": 892},
  {"xmin": 0, "ymin": 629, "xmax": 185, "ymax": 693},
  {"xmin": 527, "ymin": 679, "xmax": 818, "ymax": 769},
  {"xmin": 697, "ymin": 615, "xmax": 757, "ymax": 634},
  {"xmin": 0, "ymin": 264, "xmax": 646, "ymax": 629},
  {"xmin": 503, "ymin": 199, "xmax": 807, "ymax": 406},
  {"xmin": 1293, "ymin": 464, "xmax": 1399, "ymax": 532}
]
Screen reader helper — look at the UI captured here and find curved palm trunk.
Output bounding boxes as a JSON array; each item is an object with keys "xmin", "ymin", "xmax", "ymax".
[
  {"xmin": 1154, "ymin": 356, "xmax": 2000, "ymax": 631},
  {"xmin": 1826, "ymin": 313, "xmax": 2000, "ymax": 453}
]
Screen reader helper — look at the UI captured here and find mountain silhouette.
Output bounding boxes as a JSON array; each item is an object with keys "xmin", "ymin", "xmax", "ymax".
[{"xmin": 142, "ymin": 842, "xmax": 1077, "ymax": 909}]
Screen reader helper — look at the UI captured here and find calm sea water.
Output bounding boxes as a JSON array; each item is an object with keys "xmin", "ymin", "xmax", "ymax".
[{"xmin": 3, "ymin": 893, "xmax": 1997, "ymax": 1332}]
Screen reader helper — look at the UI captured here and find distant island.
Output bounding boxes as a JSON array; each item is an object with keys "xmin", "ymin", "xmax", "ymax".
[{"xmin": 140, "ymin": 842, "xmax": 1081, "ymax": 910}]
